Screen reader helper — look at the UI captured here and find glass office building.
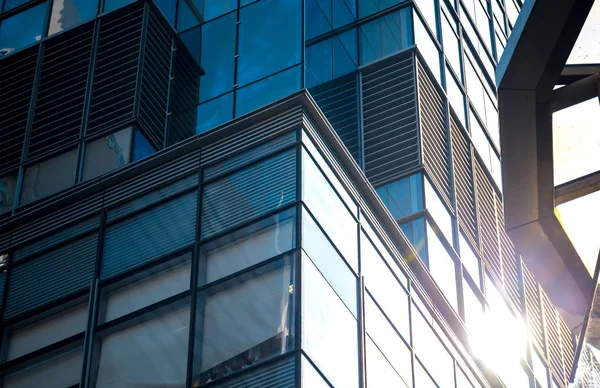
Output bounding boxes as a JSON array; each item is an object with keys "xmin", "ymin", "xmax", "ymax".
[{"xmin": 0, "ymin": 0, "xmax": 581, "ymax": 387}]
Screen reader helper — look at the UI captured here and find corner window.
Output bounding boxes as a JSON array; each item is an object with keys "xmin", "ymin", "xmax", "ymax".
[
  {"xmin": 0, "ymin": 2, "xmax": 47, "ymax": 55},
  {"xmin": 48, "ymin": 0, "xmax": 99, "ymax": 36},
  {"xmin": 359, "ymin": 8, "xmax": 412, "ymax": 66},
  {"xmin": 200, "ymin": 12, "xmax": 236, "ymax": 102},
  {"xmin": 82, "ymin": 128, "xmax": 132, "ymax": 182},
  {"xmin": 132, "ymin": 130, "xmax": 155, "ymax": 162},
  {"xmin": 375, "ymin": 173, "xmax": 423, "ymax": 221}
]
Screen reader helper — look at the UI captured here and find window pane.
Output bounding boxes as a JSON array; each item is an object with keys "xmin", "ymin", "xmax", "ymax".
[
  {"xmin": 426, "ymin": 223, "xmax": 458, "ymax": 311},
  {"xmin": 532, "ymin": 348, "xmax": 549, "ymax": 388},
  {"xmin": 302, "ymin": 253, "xmax": 358, "ymax": 388},
  {"xmin": 94, "ymin": 302, "xmax": 190, "ymax": 387},
  {"xmin": 153, "ymin": 0, "xmax": 177, "ymax": 26},
  {"xmin": 459, "ymin": 232, "xmax": 480, "ymax": 287},
  {"xmin": 414, "ymin": 12, "xmax": 441, "ymax": 84},
  {"xmin": 132, "ymin": 129, "xmax": 156, "ymax": 162},
  {"xmin": 305, "ymin": 0, "xmax": 332, "ymax": 40},
  {"xmin": 414, "ymin": 359, "xmax": 438, "ymax": 388},
  {"xmin": 100, "ymin": 254, "xmax": 192, "ymax": 323},
  {"xmin": 237, "ymin": 0, "xmax": 302, "ymax": 86},
  {"xmin": 359, "ymin": 8, "xmax": 412, "ymax": 65},
  {"xmin": 20, "ymin": 147, "xmax": 78, "ymax": 206},
  {"xmin": 0, "ymin": 2, "xmax": 47, "ymax": 54},
  {"xmin": 303, "ymin": 208, "xmax": 357, "ymax": 316},
  {"xmin": 358, "ymin": 0, "xmax": 400, "ymax": 18},
  {"xmin": 235, "ymin": 65, "xmax": 302, "ymax": 117},
  {"xmin": 0, "ymin": 173, "xmax": 17, "ymax": 214},
  {"xmin": 302, "ymin": 149, "xmax": 358, "ymax": 272},
  {"xmin": 4, "ymin": 347, "xmax": 83, "ymax": 388},
  {"xmin": 176, "ymin": 0, "xmax": 201, "ymax": 31},
  {"xmin": 82, "ymin": 128, "xmax": 132, "ymax": 182},
  {"xmin": 424, "ymin": 176, "xmax": 453, "ymax": 243},
  {"xmin": 6, "ymin": 304, "xmax": 88, "ymax": 361},
  {"xmin": 201, "ymin": 0, "xmax": 236, "ymax": 21},
  {"xmin": 302, "ymin": 355, "xmax": 330, "ymax": 388},
  {"xmin": 306, "ymin": 39, "xmax": 333, "ymax": 87},
  {"xmin": 196, "ymin": 92, "xmax": 234, "ymax": 134},
  {"xmin": 400, "ymin": 217, "xmax": 428, "ymax": 264},
  {"xmin": 375, "ymin": 173, "xmax": 423, "ymax": 221},
  {"xmin": 366, "ymin": 336, "xmax": 408, "ymax": 388},
  {"xmin": 447, "ymin": 67, "xmax": 466, "ymax": 127},
  {"xmin": 415, "ymin": 0, "xmax": 437, "ymax": 37},
  {"xmin": 201, "ymin": 209, "xmax": 295, "ymax": 285},
  {"xmin": 48, "ymin": 0, "xmax": 99, "ymax": 35},
  {"xmin": 194, "ymin": 258, "xmax": 294, "ymax": 385},
  {"xmin": 442, "ymin": 12, "xmax": 461, "ymax": 77},
  {"xmin": 200, "ymin": 12, "xmax": 236, "ymax": 102},
  {"xmin": 463, "ymin": 277, "xmax": 483, "ymax": 332}
]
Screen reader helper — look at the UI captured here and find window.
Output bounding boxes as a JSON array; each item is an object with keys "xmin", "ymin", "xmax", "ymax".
[
  {"xmin": 302, "ymin": 253, "xmax": 358, "ymax": 388},
  {"xmin": 366, "ymin": 336, "xmax": 408, "ymax": 388},
  {"xmin": 302, "ymin": 148, "xmax": 358, "ymax": 272},
  {"xmin": 82, "ymin": 128, "xmax": 132, "ymax": 182},
  {"xmin": 414, "ymin": 11, "xmax": 441, "ymax": 84},
  {"xmin": 400, "ymin": 217, "xmax": 427, "ymax": 263},
  {"xmin": 132, "ymin": 129, "xmax": 155, "ymax": 162},
  {"xmin": 176, "ymin": 0, "xmax": 202, "ymax": 31},
  {"xmin": 424, "ymin": 176, "xmax": 453, "ymax": 243},
  {"xmin": 200, "ymin": 0, "xmax": 236, "ymax": 21},
  {"xmin": 459, "ymin": 232, "xmax": 481, "ymax": 287},
  {"xmin": 305, "ymin": 0, "xmax": 356, "ymax": 39},
  {"xmin": 200, "ymin": 209, "xmax": 295, "ymax": 285},
  {"xmin": 375, "ymin": 173, "xmax": 423, "ymax": 221},
  {"xmin": 196, "ymin": 92, "xmax": 234, "ymax": 134},
  {"xmin": 48, "ymin": 0, "xmax": 98, "ymax": 35},
  {"xmin": 302, "ymin": 355, "xmax": 330, "ymax": 388},
  {"xmin": 359, "ymin": 8, "xmax": 412, "ymax": 65},
  {"xmin": 0, "ymin": 2, "xmax": 47, "ymax": 54},
  {"xmin": 0, "ymin": 172, "xmax": 17, "ymax": 214},
  {"xmin": 415, "ymin": 0, "xmax": 437, "ymax": 37},
  {"xmin": 305, "ymin": 30, "xmax": 357, "ymax": 87},
  {"xmin": 442, "ymin": 11, "xmax": 461, "ymax": 78},
  {"xmin": 194, "ymin": 258, "xmax": 294, "ymax": 385},
  {"xmin": 99, "ymin": 254, "xmax": 192, "ymax": 323},
  {"xmin": 237, "ymin": 0, "xmax": 302, "ymax": 86},
  {"xmin": 103, "ymin": 0, "xmax": 133, "ymax": 13},
  {"xmin": 93, "ymin": 301, "xmax": 190, "ymax": 387},
  {"xmin": 153, "ymin": 0, "xmax": 177, "ymax": 26},
  {"xmin": 358, "ymin": 0, "xmax": 400, "ymax": 18},
  {"xmin": 4, "ymin": 347, "xmax": 83, "ymax": 388},
  {"xmin": 426, "ymin": 223, "xmax": 458, "ymax": 311},
  {"xmin": 20, "ymin": 148, "xmax": 78, "ymax": 206},
  {"xmin": 532, "ymin": 348, "xmax": 549, "ymax": 388},
  {"xmin": 200, "ymin": 12, "xmax": 236, "ymax": 102},
  {"xmin": 447, "ymin": 67, "xmax": 466, "ymax": 126}
]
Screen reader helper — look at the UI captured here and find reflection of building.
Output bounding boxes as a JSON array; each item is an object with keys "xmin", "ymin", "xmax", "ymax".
[{"xmin": 0, "ymin": 0, "xmax": 587, "ymax": 387}]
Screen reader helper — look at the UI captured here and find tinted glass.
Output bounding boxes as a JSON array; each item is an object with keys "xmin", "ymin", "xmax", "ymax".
[
  {"xmin": 4, "ymin": 347, "xmax": 83, "ymax": 388},
  {"xmin": 302, "ymin": 355, "xmax": 330, "ymax": 388},
  {"xmin": 153, "ymin": 0, "xmax": 177, "ymax": 26},
  {"xmin": 400, "ymin": 217, "xmax": 427, "ymax": 264},
  {"xmin": 200, "ymin": 12, "xmax": 236, "ymax": 102},
  {"xmin": 0, "ymin": 173, "xmax": 17, "ymax": 214},
  {"xmin": 359, "ymin": 8, "xmax": 412, "ymax": 65},
  {"xmin": 48, "ymin": 0, "xmax": 99, "ymax": 35},
  {"xmin": 132, "ymin": 130, "xmax": 155, "ymax": 162},
  {"xmin": 201, "ymin": 0, "xmax": 236, "ymax": 21},
  {"xmin": 103, "ymin": 0, "xmax": 134, "ymax": 13},
  {"xmin": 424, "ymin": 176, "xmax": 453, "ymax": 243},
  {"xmin": 0, "ymin": 2, "xmax": 47, "ymax": 54},
  {"xmin": 414, "ymin": 11, "xmax": 441, "ymax": 84},
  {"xmin": 358, "ymin": 0, "xmax": 400, "ymax": 18},
  {"xmin": 82, "ymin": 128, "xmax": 132, "ymax": 182},
  {"xmin": 426, "ymin": 223, "xmax": 458, "ymax": 311},
  {"xmin": 237, "ymin": 0, "xmax": 302, "ymax": 86},
  {"xmin": 376, "ymin": 173, "xmax": 423, "ymax": 221},
  {"xmin": 366, "ymin": 336, "xmax": 408, "ymax": 388},
  {"xmin": 196, "ymin": 92, "xmax": 234, "ymax": 134},
  {"xmin": 20, "ymin": 148, "xmax": 78, "ymax": 206}
]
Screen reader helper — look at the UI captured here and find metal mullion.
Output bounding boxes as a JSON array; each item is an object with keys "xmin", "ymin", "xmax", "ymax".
[
  {"xmin": 358, "ymin": 275, "xmax": 366, "ymax": 388},
  {"xmin": 232, "ymin": 0, "xmax": 241, "ymax": 117},
  {"xmin": 294, "ymin": 137, "xmax": 302, "ymax": 388}
]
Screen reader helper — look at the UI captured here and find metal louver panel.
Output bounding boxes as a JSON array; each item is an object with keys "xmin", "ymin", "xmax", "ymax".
[
  {"xmin": 475, "ymin": 160, "xmax": 501, "ymax": 280},
  {"xmin": 417, "ymin": 59, "xmax": 451, "ymax": 205},
  {"xmin": 309, "ymin": 73, "xmax": 360, "ymax": 164},
  {"xmin": 0, "ymin": 47, "xmax": 37, "ymax": 173},
  {"xmin": 207, "ymin": 356, "xmax": 295, "ymax": 388},
  {"xmin": 6, "ymin": 234, "xmax": 97, "ymax": 318},
  {"xmin": 559, "ymin": 316, "xmax": 575, "ymax": 383},
  {"xmin": 450, "ymin": 117, "xmax": 477, "ymax": 246},
  {"xmin": 200, "ymin": 107, "xmax": 303, "ymax": 167},
  {"xmin": 102, "ymin": 191, "xmax": 197, "ymax": 278},
  {"xmin": 524, "ymin": 265, "xmax": 545, "ymax": 353},
  {"xmin": 496, "ymin": 197, "xmax": 522, "ymax": 312},
  {"xmin": 0, "ymin": 271, "xmax": 5, "ymax": 315},
  {"xmin": 87, "ymin": 5, "xmax": 144, "ymax": 134},
  {"xmin": 201, "ymin": 150, "xmax": 296, "ymax": 238},
  {"xmin": 542, "ymin": 291, "xmax": 564, "ymax": 383},
  {"xmin": 362, "ymin": 51, "xmax": 418, "ymax": 187},
  {"xmin": 29, "ymin": 23, "xmax": 94, "ymax": 159},
  {"xmin": 137, "ymin": 9, "xmax": 172, "ymax": 149}
]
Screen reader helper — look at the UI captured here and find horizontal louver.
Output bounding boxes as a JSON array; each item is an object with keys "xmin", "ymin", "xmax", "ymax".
[
  {"xmin": 102, "ymin": 191, "xmax": 197, "ymax": 278},
  {"xmin": 496, "ymin": 197, "xmax": 521, "ymax": 312},
  {"xmin": 87, "ymin": 5, "xmax": 144, "ymax": 134},
  {"xmin": 207, "ymin": 356, "xmax": 295, "ymax": 388},
  {"xmin": 137, "ymin": 9, "xmax": 172, "ymax": 149},
  {"xmin": 29, "ymin": 23, "xmax": 93, "ymax": 160},
  {"xmin": 451, "ymin": 117, "xmax": 477, "ymax": 246},
  {"xmin": 6, "ymin": 234, "xmax": 97, "ymax": 318},
  {"xmin": 0, "ymin": 47, "xmax": 37, "ymax": 173},
  {"xmin": 559, "ymin": 316, "xmax": 575, "ymax": 383},
  {"xmin": 202, "ymin": 150, "xmax": 296, "ymax": 238},
  {"xmin": 362, "ymin": 52, "xmax": 419, "ymax": 186},
  {"xmin": 310, "ymin": 73, "xmax": 360, "ymax": 163},
  {"xmin": 523, "ymin": 265, "xmax": 545, "ymax": 353},
  {"xmin": 475, "ymin": 160, "xmax": 501, "ymax": 280},
  {"xmin": 417, "ymin": 60, "xmax": 451, "ymax": 206},
  {"xmin": 543, "ymin": 291, "xmax": 564, "ymax": 383}
]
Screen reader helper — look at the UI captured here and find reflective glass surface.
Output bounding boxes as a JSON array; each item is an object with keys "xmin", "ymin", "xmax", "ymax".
[
  {"xmin": 447, "ymin": 67, "xmax": 466, "ymax": 127},
  {"xmin": 132, "ymin": 130, "xmax": 155, "ymax": 163},
  {"xmin": 400, "ymin": 217, "xmax": 427, "ymax": 263},
  {"xmin": 196, "ymin": 92, "xmax": 234, "ymax": 134},
  {"xmin": 366, "ymin": 336, "xmax": 408, "ymax": 388},
  {"xmin": 414, "ymin": 11, "xmax": 441, "ymax": 84},
  {"xmin": 426, "ymin": 223, "xmax": 458, "ymax": 311},
  {"xmin": 201, "ymin": 0, "xmax": 236, "ymax": 21},
  {"xmin": 0, "ymin": 173, "xmax": 17, "ymax": 214},
  {"xmin": 48, "ymin": 0, "xmax": 99, "ymax": 35},
  {"xmin": 358, "ymin": 0, "xmax": 400, "ymax": 18},
  {"xmin": 4, "ymin": 347, "xmax": 83, "ymax": 388},
  {"xmin": 0, "ymin": 2, "xmax": 47, "ymax": 54},
  {"xmin": 103, "ymin": 0, "xmax": 133, "ymax": 13},
  {"xmin": 424, "ymin": 176, "xmax": 453, "ymax": 244},
  {"xmin": 567, "ymin": 0, "xmax": 600, "ymax": 64},
  {"xmin": 301, "ymin": 355, "xmax": 330, "ymax": 388},
  {"xmin": 200, "ymin": 12, "xmax": 236, "ymax": 102},
  {"xmin": 82, "ymin": 128, "xmax": 132, "ymax": 182},
  {"xmin": 375, "ymin": 172, "xmax": 423, "ymax": 221},
  {"xmin": 459, "ymin": 232, "xmax": 481, "ymax": 287},
  {"xmin": 359, "ymin": 8, "xmax": 412, "ymax": 65}
]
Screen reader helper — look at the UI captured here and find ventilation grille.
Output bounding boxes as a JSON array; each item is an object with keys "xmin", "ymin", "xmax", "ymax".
[
  {"xmin": 310, "ymin": 73, "xmax": 360, "ymax": 164},
  {"xmin": 542, "ymin": 291, "xmax": 564, "ymax": 382},
  {"xmin": 29, "ymin": 23, "xmax": 93, "ymax": 160},
  {"xmin": 362, "ymin": 52, "xmax": 418, "ymax": 187},
  {"xmin": 137, "ymin": 9, "xmax": 172, "ymax": 149},
  {"xmin": 559, "ymin": 316, "xmax": 575, "ymax": 383},
  {"xmin": 496, "ymin": 197, "xmax": 521, "ymax": 312},
  {"xmin": 450, "ymin": 117, "xmax": 477, "ymax": 246},
  {"xmin": 0, "ymin": 47, "xmax": 38, "ymax": 173},
  {"xmin": 475, "ymin": 160, "xmax": 501, "ymax": 280},
  {"xmin": 205, "ymin": 356, "xmax": 295, "ymax": 388},
  {"xmin": 102, "ymin": 191, "xmax": 197, "ymax": 279},
  {"xmin": 417, "ymin": 60, "xmax": 451, "ymax": 205},
  {"xmin": 168, "ymin": 40, "xmax": 202, "ymax": 146},
  {"xmin": 201, "ymin": 150, "xmax": 296, "ymax": 238},
  {"xmin": 87, "ymin": 5, "xmax": 144, "ymax": 134},
  {"xmin": 6, "ymin": 234, "xmax": 97, "ymax": 319},
  {"xmin": 523, "ymin": 265, "xmax": 544, "ymax": 353}
]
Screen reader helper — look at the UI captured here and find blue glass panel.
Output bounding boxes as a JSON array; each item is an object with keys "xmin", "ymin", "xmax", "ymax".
[
  {"xmin": 201, "ymin": 0, "xmax": 236, "ymax": 21},
  {"xmin": 240, "ymin": 0, "xmax": 257, "ymax": 5},
  {"xmin": 333, "ymin": 30, "xmax": 358, "ymax": 78},
  {"xmin": 237, "ymin": 0, "xmax": 302, "ymax": 86},
  {"xmin": 332, "ymin": 0, "xmax": 355, "ymax": 28},
  {"xmin": 414, "ymin": 11, "xmax": 441, "ymax": 84},
  {"xmin": 48, "ymin": 0, "xmax": 99, "ymax": 36},
  {"xmin": 400, "ymin": 217, "xmax": 427, "ymax": 265},
  {"xmin": 358, "ymin": 0, "xmax": 400, "ymax": 18},
  {"xmin": 196, "ymin": 92, "xmax": 233, "ymax": 134},
  {"xmin": 305, "ymin": 0, "xmax": 332, "ymax": 40},
  {"xmin": 179, "ymin": 26, "xmax": 201, "ymax": 64},
  {"xmin": 177, "ymin": 0, "xmax": 200, "ymax": 31},
  {"xmin": 200, "ymin": 12, "xmax": 236, "ymax": 102},
  {"xmin": 235, "ymin": 65, "xmax": 301, "ymax": 117},
  {"xmin": 375, "ymin": 173, "xmax": 423, "ymax": 220},
  {"xmin": 306, "ymin": 39, "xmax": 333, "ymax": 87},
  {"xmin": 133, "ymin": 130, "xmax": 156, "ymax": 162},
  {"xmin": 0, "ymin": 173, "xmax": 17, "ymax": 214},
  {"xmin": 0, "ymin": 2, "xmax": 47, "ymax": 54},
  {"xmin": 3, "ymin": 0, "xmax": 29, "ymax": 11},
  {"xmin": 426, "ymin": 223, "xmax": 458, "ymax": 311},
  {"xmin": 103, "ymin": 0, "xmax": 133, "ymax": 13},
  {"xmin": 359, "ymin": 8, "xmax": 412, "ymax": 65},
  {"xmin": 153, "ymin": 0, "xmax": 177, "ymax": 26}
]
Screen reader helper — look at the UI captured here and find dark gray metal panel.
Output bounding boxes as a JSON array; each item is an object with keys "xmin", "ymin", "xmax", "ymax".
[
  {"xmin": 309, "ymin": 73, "xmax": 360, "ymax": 164},
  {"xmin": 200, "ymin": 107, "xmax": 303, "ymax": 167},
  {"xmin": 207, "ymin": 356, "xmax": 295, "ymax": 388},
  {"xmin": 0, "ymin": 46, "xmax": 37, "ymax": 174},
  {"xmin": 102, "ymin": 190, "xmax": 197, "ymax": 278},
  {"xmin": 201, "ymin": 150, "xmax": 296, "ymax": 238},
  {"xmin": 28, "ymin": 23, "xmax": 94, "ymax": 160},
  {"xmin": 361, "ymin": 51, "xmax": 419, "ymax": 187},
  {"xmin": 417, "ymin": 59, "xmax": 452, "ymax": 206},
  {"xmin": 6, "ymin": 234, "xmax": 97, "ymax": 318}
]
